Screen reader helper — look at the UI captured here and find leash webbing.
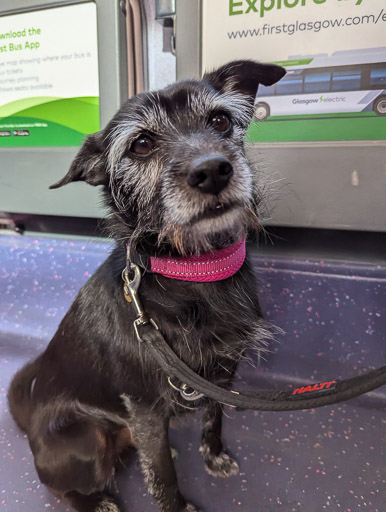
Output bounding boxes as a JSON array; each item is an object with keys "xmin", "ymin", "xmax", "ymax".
[
  {"xmin": 139, "ymin": 324, "xmax": 386, "ymax": 411},
  {"xmin": 123, "ymin": 263, "xmax": 386, "ymax": 412}
]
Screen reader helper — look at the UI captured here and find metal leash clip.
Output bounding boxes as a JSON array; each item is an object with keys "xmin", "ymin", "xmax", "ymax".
[{"xmin": 122, "ymin": 263, "xmax": 158, "ymax": 341}]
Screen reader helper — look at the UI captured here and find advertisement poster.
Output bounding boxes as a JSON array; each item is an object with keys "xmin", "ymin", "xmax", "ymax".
[
  {"xmin": 202, "ymin": 0, "xmax": 386, "ymax": 142},
  {"xmin": 0, "ymin": 2, "xmax": 100, "ymax": 147}
]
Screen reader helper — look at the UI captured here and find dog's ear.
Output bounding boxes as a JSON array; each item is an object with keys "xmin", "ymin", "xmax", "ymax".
[
  {"xmin": 49, "ymin": 132, "xmax": 107, "ymax": 189},
  {"xmin": 204, "ymin": 60, "xmax": 285, "ymax": 99}
]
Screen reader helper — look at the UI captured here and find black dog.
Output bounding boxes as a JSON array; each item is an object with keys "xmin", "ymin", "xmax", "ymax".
[{"xmin": 8, "ymin": 60, "xmax": 285, "ymax": 512}]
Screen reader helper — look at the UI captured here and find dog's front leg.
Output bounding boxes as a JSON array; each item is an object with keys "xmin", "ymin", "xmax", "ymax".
[
  {"xmin": 123, "ymin": 396, "xmax": 201, "ymax": 512},
  {"xmin": 200, "ymin": 400, "xmax": 239, "ymax": 478},
  {"xmin": 138, "ymin": 427, "xmax": 201, "ymax": 512}
]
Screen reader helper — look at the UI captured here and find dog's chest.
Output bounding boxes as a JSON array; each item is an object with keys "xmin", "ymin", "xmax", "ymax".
[{"xmin": 142, "ymin": 269, "xmax": 263, "ymax": 373}]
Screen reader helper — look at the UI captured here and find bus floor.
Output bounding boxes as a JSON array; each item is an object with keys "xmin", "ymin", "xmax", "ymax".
[{"xmin": 0, "ymin": 235, "xmax": 384, "ymax": 512}]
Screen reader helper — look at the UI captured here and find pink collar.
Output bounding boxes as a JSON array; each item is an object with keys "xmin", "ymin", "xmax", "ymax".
[{"xmin": 150, "ymin": 238, "xmax": 246, "ymax": 282}]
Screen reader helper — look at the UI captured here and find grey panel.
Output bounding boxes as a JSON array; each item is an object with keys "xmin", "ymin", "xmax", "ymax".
[
  {"xmin": 0, "ymin": 0, "xmax": 128, "ymax": 218},
  {"xmin": 248, "ymin": 142, "xmax": 386, "ymax": 231},
  {"xmin": 175, "ymin": 0, "xmax": 201, "ymax": 81}
]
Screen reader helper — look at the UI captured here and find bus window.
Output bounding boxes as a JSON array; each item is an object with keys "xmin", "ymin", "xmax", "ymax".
[
  {"xmin": 258, "ymin": 84, "xmax": 275, "ymax": 96},
  {"xmin": 276, "ymin": 73, "xmax": 303, "ymax": 95},
  {"xmin": 331, "ymin": 70, "xmax": 361, "ymax": 91},
  {"xmin": 370, "ymin": 68, "xmax": 386, "ymax": 87},
  {"xmin": 304, "ymin": 72, "xmax": 331, "ymax": 93}
]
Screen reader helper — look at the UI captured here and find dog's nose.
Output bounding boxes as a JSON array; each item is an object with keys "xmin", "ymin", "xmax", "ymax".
[{"xmin": 187, "ymin": 155, "xmax": 233, "ymax": 195}]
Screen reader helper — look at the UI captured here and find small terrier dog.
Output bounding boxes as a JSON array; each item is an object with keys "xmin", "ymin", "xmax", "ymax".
[{"xmin": 8, "ymin": 60, "xmax": 285, "ymax": 512}]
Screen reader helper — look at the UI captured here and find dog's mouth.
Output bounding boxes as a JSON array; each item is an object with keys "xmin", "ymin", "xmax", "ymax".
[
  {"xmin": 158, "ymin": 200, "xmax": 259, "ymax": 256},
  {"xmin": 158, "ymin": 189, "xmax": 258, "ymax": 255},
  {"xmin": 190, "ymin": 200, "xmax": 236, "ymax": 223}
]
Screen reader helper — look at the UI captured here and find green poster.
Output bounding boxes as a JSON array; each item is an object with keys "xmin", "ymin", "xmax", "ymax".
[{"xmin": 0, "ymin": 3, "xmax": 100, "ymax": 147}]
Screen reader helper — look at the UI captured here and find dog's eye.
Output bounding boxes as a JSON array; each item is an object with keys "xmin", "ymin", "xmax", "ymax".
[
  {"xmin": 130, "ymin": 136, "xmax": 155, "ymax": 156},
  {"xmin": 209, "ymin": 113, "xmax": 231, "ymax": 133}
]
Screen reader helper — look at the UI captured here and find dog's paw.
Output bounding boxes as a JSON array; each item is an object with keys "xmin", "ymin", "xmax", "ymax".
[
  {"xmin": 95, "ymin": 496, "xmax": 121, "ymax": 512},
  {"xmin": 202, "ymin": 450, "xmax": 239, "ymax": 478}
]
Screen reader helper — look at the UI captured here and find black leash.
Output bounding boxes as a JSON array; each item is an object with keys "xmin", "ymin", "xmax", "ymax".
[{"xmin": 122, "ymin": 264, "xmax": 386, "ymax": 411}]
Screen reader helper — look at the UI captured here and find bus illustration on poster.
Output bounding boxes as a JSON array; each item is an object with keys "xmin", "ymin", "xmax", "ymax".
[
  {"xmin": 201, "ymin": 0, "xmax": 386, "ymax": 143},
  {"xmin": 253, "ymin": 47, "xmax": 386, "ymax": 141}
]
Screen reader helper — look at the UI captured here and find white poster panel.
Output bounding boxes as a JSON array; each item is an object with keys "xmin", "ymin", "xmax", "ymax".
[
  {"xmin": 0, "ymin": 2, "xmax": 100, "ymax": 146},
  {"xmin": 202, "ymin": 0, "xmax": 386, "ymax": 141}
]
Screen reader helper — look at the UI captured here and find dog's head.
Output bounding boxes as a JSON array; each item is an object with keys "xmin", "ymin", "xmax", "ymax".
[{"xmin": 51, "ymin": 60, "xmax": 285, "ymax": 255}]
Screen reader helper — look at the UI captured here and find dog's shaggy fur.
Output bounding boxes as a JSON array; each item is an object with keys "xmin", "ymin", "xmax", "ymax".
[{"xmin": 8, "ymin": 60, "xmax": 285, "ymax": 512}]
